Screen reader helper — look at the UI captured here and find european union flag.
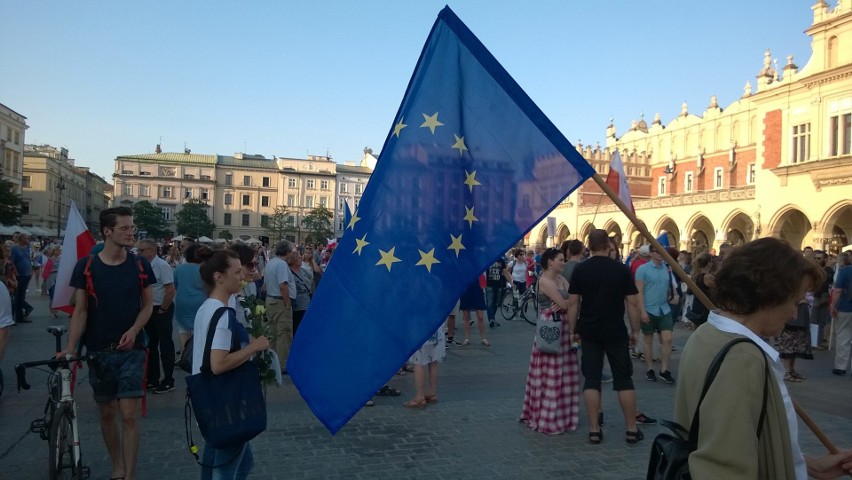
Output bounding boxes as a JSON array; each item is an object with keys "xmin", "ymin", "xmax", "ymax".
[{"xmin": 288, "ymin": 6, "xmax": 595, "ymax": 433}]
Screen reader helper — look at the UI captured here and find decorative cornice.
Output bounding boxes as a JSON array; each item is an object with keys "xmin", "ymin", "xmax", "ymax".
[{"xmin": 770, "ymin": 156, "xmax": 852, "ymax": 190}]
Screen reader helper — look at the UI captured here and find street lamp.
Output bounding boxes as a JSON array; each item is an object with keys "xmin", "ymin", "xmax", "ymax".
[{"xmin": 56, "ymin": 176, "xmax": 66, "ymax": 238}]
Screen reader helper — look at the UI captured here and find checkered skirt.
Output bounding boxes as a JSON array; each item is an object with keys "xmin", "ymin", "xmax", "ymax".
[{"xmin": 520, "ymin": 313, "xmax": 580, "ymax": 434}]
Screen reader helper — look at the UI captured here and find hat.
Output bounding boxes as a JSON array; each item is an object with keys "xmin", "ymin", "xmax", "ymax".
[{"xmin": 638, "ymin": 245, "xmax": 651, "ymax": 256}]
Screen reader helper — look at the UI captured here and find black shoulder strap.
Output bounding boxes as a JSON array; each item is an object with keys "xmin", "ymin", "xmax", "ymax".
[
  {"xmin": 200, "ymin": 306, "xmax": 235, "ymax": 374},
  {"xmin": 688, "ymin": 337, "xmax": 770, "ymax": 445}
]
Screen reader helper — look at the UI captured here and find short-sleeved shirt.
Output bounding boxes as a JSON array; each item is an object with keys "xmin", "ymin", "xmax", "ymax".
[
  {"xmin": 173, "ymin": 263, "xmax": 207, "ymax": 325},
  {"xmin": 149, "ymin": 255, "xmax": 174, "ymax": 306},
  {"xmin": 11, "ymin": 245, "xmax": 32, "ymax": 277},
  {"xmin": 561, "ymin": 259, "xmax": 581, "ymax": 284},
  {"xmin": 486, "ymin": 259, "xmax": 507, "ymax": 287},
  {"xmin": 192, "ymin": 299, "xmax": 249, "ymax": 375},
  {"xmin": 568, "ymin": 256, "xmax": 638, "ymax": 342},
  {"xmin": 635, "ymin": 261, "xmax": 672, "ymax": 316},
  {"xmin": 70, "ymin": 253, "xmax": 156, "ymax": 351},
  {"xmin": 835, "ymin": 266, "xmax": 852, "ymax": 313},
  {"xmin": 264, "ymin": 257, "xmax": 294, "ymax": 298}
]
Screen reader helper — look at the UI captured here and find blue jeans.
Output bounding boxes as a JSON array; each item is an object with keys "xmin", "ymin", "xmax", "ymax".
[
  {"xmin": 201, "ymin": 442, "xmax": 253, "ymax": 480},
  {"xmin": 485, "ymin": 286, "xmax": 502, "ymax": 321}
]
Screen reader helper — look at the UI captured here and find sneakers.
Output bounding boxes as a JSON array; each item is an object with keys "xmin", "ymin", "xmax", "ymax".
[
  {"xmin": 446, "ymin": 337, "xmax": 462, "ymax": 347},
  {"xmin": 832, "ymin": 369, "xmax": 847, "ymax": 376},
  {"xmin": 659, "ymin": 370, "xmax": 676, "ymax": 384},
  {"xmin": 24, "ymin": 305, "xmax": 34, "ymax": 317},
  {"xmin": 146, "ymin": 381, "xmax": 159, "ymax": 390},
  {"xmin": 489, "ymin": 320, "xmax": 501, "ymax": 328},
  {"xmin": 636, "ymin": 413, "xmax": 657, "ymax": 425},
  {"xmin": 645, "ymin": 369, "xmax": 657, "ymax": 382},
  {"xmin": 153, "ymin": 380, "xmax": 175, "ymax": 394}
]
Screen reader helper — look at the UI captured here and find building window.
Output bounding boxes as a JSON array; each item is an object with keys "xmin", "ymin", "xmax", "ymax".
[
  {"xmin": 306, "ymin": 179, "xmax": 315, "ymax": 190},
  {"xmin": 287, "ymin": 194, "xmax": 296, "ymax": 207},
  {"xmin": 224, "ymin": 193, "xmax": 233, "ymax": 205},
  {"xmin": 225, "ymin": 174, "xmax": 233, "ymax": 186},
  {"xmin": 22, "ymin": 175, "xmax": 31, "ymax": 188},
  {"xmin": 162, "ymin": 207, "xmax": 173, "ymax": 221},
  {"xmin": 338, "ymin": 198, "xmax": 345, "ymax": 210},
  {"xmin": 747, "ymin": 163, "xmax": 756, "ymax": 184},
  {"xmin": 201, "ymin": 188, "xmax": 209, "ymax": 200},
  {"xmin": 21, "ymin": 201, "xmax": 29, "ymax": 214},
  {"xmin": 140, "ymin": 185, "xmax": 150, "ymax": 197},
  {"xmin": 714, "ymin": 167, "xmax": 724, "ymax": 189},
  {"xmin": 305, "ymin": 196, "xmax": 314, "ymax": 208},
  {"xmin": 224, "ymin": 213, "xmax": 232, "ymax": 226},
  {"xmin": 791, "ymin": 123, "xmax": 810, "ymax": 163},
  {"xmin": 684, "ymin": 172, "xmax": 694, "ymax": 193},
  {"xmin": 14, "ymin": 131, "xmax": 20, "ymax": 145},
  {"xmin": 657, "ymin": 177, "xmax": 666, "ymax": 196},
  {"xmin": 242, "ymin": 214, "xmax": 250, "ymax": 226},
  {"xmin": 262, "ymin": 176, "xmax": 271, "ymax": 187},
  {"xmin": 242, "ymin": 194, "xmax": 250, "ymax": 206},
  {"xmin": 355, "ymin": 184, "xmax": 363, "ymax": 194},
  {"xmin": 184, "ymin": 188, "xmax": 192, "ymax": 199},
  {"xmin": 340, "ymin": 183, "xmax": 348, "ymax": 194},
  {"xmin": 320, "ymin": 180, "xmax": 329, "ymax": 190},
  {"xmin": 320, "ymin": 196, "xmax": 328, "ymax": 208},
  {"xmin": 261, "ymin": 196, "xmax": 270, "ymax": 207},
  {"xmin": 124, "ymin": 184, "xmax": 133, "ymax": 196},
  {"xmin": 288, "ymin": 178, "xmax": 296, "ymax": 188},
  {"xmin": 287, "ymin": 215, "xmax": 295, "ymax": 227},
  {"xmin": 243, "ymin": 175, "xmax": 251, "ymax": 186},
  {"xmin": 829, "ymin": 113, "xmax": 851, "ymax": 157},
  {"xmin": 183, "ymin": 174, "xmax": 194, "ymax": 179},
  {"xmin": 200, "ymin": 175, "xmax": 211, "ymax": 180},
  {"xmin": 338, "ymin": 220, "xmax": 344, "ymax": 231},
  {"xmin": 260, "ymin": 215, "xmax": 269, "ymax": 227}
]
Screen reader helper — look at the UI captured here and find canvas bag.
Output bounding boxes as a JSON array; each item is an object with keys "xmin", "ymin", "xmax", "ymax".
[{"xmin": 535, "ymin": 308, "xmax": 562, "ymax": 354}]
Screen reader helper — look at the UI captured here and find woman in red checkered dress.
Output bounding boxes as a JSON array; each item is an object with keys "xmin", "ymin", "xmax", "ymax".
[{"xmin": 520, "ymin": 247, "xmax": 580, "ymax": 434}]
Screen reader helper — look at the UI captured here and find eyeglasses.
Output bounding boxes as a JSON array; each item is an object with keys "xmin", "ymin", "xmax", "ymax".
[{"xmin": 111, "ymin": 225, "xmax": 138, "ymax": 234}]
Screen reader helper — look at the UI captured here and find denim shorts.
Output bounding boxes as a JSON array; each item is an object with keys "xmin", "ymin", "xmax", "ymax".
[{"xmin": 88, "ymin": 349, "xmax": 145, "ymax": 402}]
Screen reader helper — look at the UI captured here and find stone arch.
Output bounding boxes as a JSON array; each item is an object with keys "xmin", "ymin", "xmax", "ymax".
[
  {"xmin": 534, "ymin": 223, "xmax": 548, "ymax": 249},
  {"xmin": 768, "ymin": 205, "xmax": 813, "ymax": 250},
  {"xmin": 818, "ymin": 200, "xmax": 852, "ymax": 254},
  {"xmin": 556, "ymin": 224, "xmax": 571, "ymax": 247},
  {"xmin": 578, "ymin": 221, "xmax": 595, "ymax": 246},
  {"xmin": 654, "ymin": 215, "xmax": 680, "ymax": 249},
  {"xmin": 685, "ymin": 213, "xmax": 715, "ymax": 254},
  {"xmin": 603, "ymin": 219, "xmax": 623, "ymax": 246},
  {"xmin": 721, "ymin": 209, "xmax": 755, "ymax": 246}
]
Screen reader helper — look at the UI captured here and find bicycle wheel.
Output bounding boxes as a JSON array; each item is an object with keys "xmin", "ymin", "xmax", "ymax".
[
  {"xmin": 48, "ymin": 403, "xmax": 82, "ymax": 480},
  {"xmin": 500, "ymin": 289, "xmax": 518, "ymax": 320},
  {"xmin": 520, "ymin": 296, "xmax": 539, "ymax": 326}
]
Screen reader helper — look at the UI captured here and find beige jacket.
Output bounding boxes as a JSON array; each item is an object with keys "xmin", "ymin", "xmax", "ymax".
[{"xmin": 674, "ymin": 324, "xmax": 796, "ymax": 480}]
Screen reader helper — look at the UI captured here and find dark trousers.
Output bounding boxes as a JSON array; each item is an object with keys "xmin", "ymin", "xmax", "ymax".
[
  {"xmin": 14, "ymin": 275, "xmax": 32, "ymax": 321},
  {"xmin": 293, "ymin": 309, "xmax": 306, "ymax": 338},
  {"xmin": 485, "ymin": 286, "xmax": 502, "ymax": 321},
  {"xmin": 145, "ymin": 305, "xmax": 175, "ymax": 384}
]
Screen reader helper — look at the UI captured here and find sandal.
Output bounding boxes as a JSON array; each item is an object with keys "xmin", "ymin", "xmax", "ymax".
[
  {"xmin": 376, "ymin": 385, "xmax": 401, "ymax": 396},
  {"xmin": 790, "ymin": 370, "xmax": 806, "ymax": 381},
  {"xmin": 364, "ymin": 399, "xmax": 375, "ymax": 407},
  {"xmin": 461, "ymin": 338, "xmax": 470, "ymax": 346},
  {"xmin": 425, "ymin": 394, "xmax": 438, "ymax": 404},
  {"xmin": 403, "ymin": 399, "xmax": 427, "ymax": 409},
  {"xmin": 588, "ymin": 431, "xmax": 602, "ymax": 444},
  {"xmin": 481, "ymin": 338, "xmax": 490, "ymax": 347},
  {"xmin": 784, "ymin": 371, "xmax": 802, "ymax": 383},
  {"xmin": 626, "ymin": 429, "xmax": 644, "ymax": 444}
]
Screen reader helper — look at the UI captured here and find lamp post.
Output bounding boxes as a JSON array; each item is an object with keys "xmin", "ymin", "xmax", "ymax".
[{"xmin": 56, "ymin": 176, "xmax": 66, "ymax": 238}]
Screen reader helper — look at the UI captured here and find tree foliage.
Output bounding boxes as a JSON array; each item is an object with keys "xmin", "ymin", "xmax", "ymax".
[
  {"xmin": 0, "ymin": 180, "xmax": 23, "ymax": 225},
  {"xmin": 264, "ymin": 206, "xmax": 295, "ymax": 244},
  {"xmin": 302, "ymin": 205, "xmax": 334, "ymax": 245},
  {"xmin": 218, "ymin": 229, "xmax": 233, "ymax": 240},
  {"xmin": 175, "ymin": 198, "xmax": 215, "ymax": 238},
  {"xmin": 133, "ymin": 200, "xmax": 171, "ymax": 239}
]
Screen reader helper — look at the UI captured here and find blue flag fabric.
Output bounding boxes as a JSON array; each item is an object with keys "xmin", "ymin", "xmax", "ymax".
[
  {"xmin": 288, "ymin": 6, "xmax": 595, "ymax": 433},
  {"xmin": 656, "ymin": 232, "xmax": 671, "ymax": 248},
  {"xmin": 343, "ymin": 200, "xmax": 353, "ymax": 232}
]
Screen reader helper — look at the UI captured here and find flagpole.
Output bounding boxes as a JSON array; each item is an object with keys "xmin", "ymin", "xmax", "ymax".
[{"xmin": 588, "ymin": 172, "xmax": 838, "ymax": 454}]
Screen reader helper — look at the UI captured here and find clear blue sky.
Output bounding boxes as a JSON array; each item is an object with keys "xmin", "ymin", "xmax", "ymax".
[{"xmin": 2, "ymin": 1, "xmax": 814, "ymax": 180}]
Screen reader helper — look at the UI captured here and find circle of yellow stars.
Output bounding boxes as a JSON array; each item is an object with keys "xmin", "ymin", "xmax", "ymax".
[{"xmin": 351, "ymin": 111, "xmax": 481, "ymax": 274}]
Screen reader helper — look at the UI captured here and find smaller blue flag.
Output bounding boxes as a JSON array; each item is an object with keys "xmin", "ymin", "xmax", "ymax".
[
  {"xmin": 343, "ymin": 200, "xmax": 353, "ymax": 233},
  {"xmin": 657, "ymin": 232, "xmax": 671, "ymax": 249}
]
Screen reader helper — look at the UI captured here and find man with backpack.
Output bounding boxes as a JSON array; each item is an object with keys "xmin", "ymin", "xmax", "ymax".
[{"xmin": 58, "ymin": 206, "xmax": 156, "ymax": 480}]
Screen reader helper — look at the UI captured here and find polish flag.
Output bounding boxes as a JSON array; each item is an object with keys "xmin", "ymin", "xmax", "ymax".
[
  {"xmin": 52, "ymin": 202, "xmax": 97, "ymax": 314},
  {"xmin": 605, "ymin": 150, "xmax": 634, "ymax": 213}
]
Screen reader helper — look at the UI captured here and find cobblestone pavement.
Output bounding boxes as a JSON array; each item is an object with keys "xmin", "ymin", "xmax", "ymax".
[{"xmin": 2, "ymin": 293, "xmax": 851, "ymax": 479}]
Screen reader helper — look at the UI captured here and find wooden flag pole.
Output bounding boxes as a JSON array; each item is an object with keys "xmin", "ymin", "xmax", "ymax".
[{"xmin": 589, "ymin": 172, "xmax": 838, "ymax": 454}]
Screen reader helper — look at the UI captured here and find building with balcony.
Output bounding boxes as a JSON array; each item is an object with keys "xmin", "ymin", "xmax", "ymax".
[
  {"xmin": 0, "ymin": 103, "xmax": 28, "ymax": 194},
  {"xmin": 335, "ymin": 148, "xmax": 376, "ymax": 237},
  {"xmin": 530, "ymin": 1, "xmax": 852, "ymax": 256}
]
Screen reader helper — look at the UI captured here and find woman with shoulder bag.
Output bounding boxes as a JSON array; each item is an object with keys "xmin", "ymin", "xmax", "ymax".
[
  {"xmin": 519, "ymin": 247, "xmax": 580, "ymax": 434},
  {"xmin": 193, "ymin": 249, "xmax": 269, "ymax": 480}
]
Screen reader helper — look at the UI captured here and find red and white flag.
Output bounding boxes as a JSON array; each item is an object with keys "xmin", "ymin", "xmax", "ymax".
[
  {"xmin": 605, "ymin": 150, "xmax": 634, "ymax": 213},
  {"xmin": 52, "ymin": 202, "xmax": 97, "ymax": 314}
]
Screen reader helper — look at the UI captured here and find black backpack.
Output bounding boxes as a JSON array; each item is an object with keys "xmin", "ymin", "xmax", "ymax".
[{"xmin": 646, "ymin": 338, "xmax": 769, "ymax": 480}]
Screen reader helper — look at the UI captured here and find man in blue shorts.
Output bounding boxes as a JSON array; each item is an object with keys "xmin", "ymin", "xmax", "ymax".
[{"xmin": 59, "ymin": 206, "xmax": 155, "ymax": 480}]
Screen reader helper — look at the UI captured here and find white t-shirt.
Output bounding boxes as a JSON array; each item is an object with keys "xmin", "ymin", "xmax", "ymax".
[
  {"xmin": 150, "ymin": 255, "xmax": 174, "ymax": 306},
  {"xmin": 191, "ymin": 298, "xmax": 234, "ymax": 375},
  {"xmin": 263, "ymin": 257, "xmax": 294, "ymax": 298},
  {"xmin": 0, "ymin": 283, "xmax": 13, "ymax": 328},
  {"xmin": 510, "ymin": 259, "xmax": 527, "ymax": 283}
]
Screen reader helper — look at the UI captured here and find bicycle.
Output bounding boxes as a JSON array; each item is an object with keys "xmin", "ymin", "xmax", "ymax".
[
  {"xmin": 500, "ymin": 278, "xmax": 539, "ymax": 325},
  {"xmin": 15, "ymin": 325, "xmax": 96, "ymax": 480}
]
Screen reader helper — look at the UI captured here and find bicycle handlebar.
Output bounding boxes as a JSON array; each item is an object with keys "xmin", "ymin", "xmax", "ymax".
[{"xmin": 14, "ymin": 354, "xmax": 96, "ymax": 393}]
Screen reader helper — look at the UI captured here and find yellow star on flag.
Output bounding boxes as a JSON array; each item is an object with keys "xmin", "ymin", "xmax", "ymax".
[
  {"xmin": 420, "ymin": 112, "xmax": 444, "ymax": 134},
  {"xmin": 448, "ymin": 234, "xmax": 466, "ymax": 257},
  {"xmin": 353, "ymin": 234, "xmax": 370, "ymax": 255},
  {"xmin": 463, "ymin": 206, "xmax": 479, "ymax": 228},
  {"xmin": 347, "ymin": 211, "xmax": 361, "ymax": 230},
  {"xmin": 464, "ymin": 170, "xmax": 481, "ymax": 192},
  {"xmin": 451, "ymin": 134, "xmax": 468, "ymax": 155},
  {"xmin": 416, "ymin": 248, "xmax": 441, "ymax": 273},
  {"xmin": 393, "ymin": 118, "xmax": 407, "ymax": 138},
  {"xmin": 376, "ymin": 247, "xmax": 401, "ymax": 271}
]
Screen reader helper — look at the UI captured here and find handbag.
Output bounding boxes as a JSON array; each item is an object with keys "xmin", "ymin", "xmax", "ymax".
[
  {"xmin": 535, "ymin": 308, "xmax": 562, "ymax": 354},
  {"xmin": 185, "ymin": 306, "xmax": 267, "ymax": 449},
  {"xmin": 646, "ymin": 338, "xmax": 769, "ymax": 480}
]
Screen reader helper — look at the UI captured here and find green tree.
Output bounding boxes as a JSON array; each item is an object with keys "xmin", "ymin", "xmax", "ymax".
[
  {"xmin": 264, "ymin": 206, "xmax": 295, "ymax": 243},
  {"xmin": 302, "ymin": 205, "xmax": 334, "ymax": 245},
  {"xmin": 175, "ymin": 198, "xmax": 215, "ymax": 238},
  {"xmin": 0, "ymin": 180, "xmax": 23, "ymax": 225},
  {"xmin": 133, "ymin": 200, "xmax": 171, "ymax": 239},
  {"xmin": 218, "ymin": 229, "xmax": 233, "ymax": 240}
]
